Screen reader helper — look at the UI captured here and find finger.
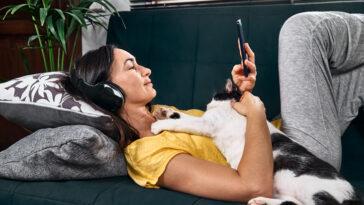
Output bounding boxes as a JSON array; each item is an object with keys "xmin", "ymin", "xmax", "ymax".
[
  {"xmin": 231, "ymin": 64, "xmax": 243, "ymax": 75},
  {"xmin": 249, "ymin": 75, "xmax": 256, "ymax": 82},
  {"xmin": 244, "ymin": 43, "xmax": 255, "ymax": 64},
  {"xmin": 244, "ymin": 59, "xmax": 257, "ymax": 75},
  {"xmin": 235, "ymin": 75, "xmax": 254, "ymax": 83}
]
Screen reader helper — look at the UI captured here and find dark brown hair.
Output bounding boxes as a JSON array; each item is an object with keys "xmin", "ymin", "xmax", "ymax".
[{"xmin": 64, "ymin": 45, "xmax": 146, "ymax": 147}]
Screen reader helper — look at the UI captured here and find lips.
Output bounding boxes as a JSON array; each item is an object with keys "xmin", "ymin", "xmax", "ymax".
[
  {"xmin": 144, "ymin": 79, "xmax": 152, "ymax": 85},
  {"xmin": 144, "ymin": 80, "xmax": 153, "ymax": 87}
]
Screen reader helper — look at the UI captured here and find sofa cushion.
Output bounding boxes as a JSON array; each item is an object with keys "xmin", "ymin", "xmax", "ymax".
[
  {"xmin": 0, "ymin": 176, "xmax": 241, "ymax": 205},
  {"xmin": 0, "ymin": 125, "xmax": 127, "ymax": 180},
  {"xmin": 0, "ymin": 72, "xmax": 119, "ymax": 141}
]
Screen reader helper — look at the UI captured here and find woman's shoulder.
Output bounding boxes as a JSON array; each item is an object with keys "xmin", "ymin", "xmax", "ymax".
[{"xmin": 125, "ymin": 130, "xmax": 199, "ymax": 153}]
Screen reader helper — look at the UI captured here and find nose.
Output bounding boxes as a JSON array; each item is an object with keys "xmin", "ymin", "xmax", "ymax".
[{"xmin": 139, "ymin": 65, "xmax": 151, "ymax": 77}]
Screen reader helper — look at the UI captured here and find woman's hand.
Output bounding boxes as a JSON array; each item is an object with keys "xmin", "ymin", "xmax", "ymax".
[
  {"xmin": 231, "ymin": 43, "xmax": 257, "ymax": 93},
  {"xmin": 231, "ymin": 91, "xmax": 266, "ymax": 118}
]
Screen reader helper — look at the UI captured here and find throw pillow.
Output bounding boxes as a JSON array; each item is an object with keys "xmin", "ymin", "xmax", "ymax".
[
  {"xmin": 0, "ymin": 72, "xmax": 119, "ymax": 141},
  {"xmin": 0, "ymin": 125, "xmax": 127, "ymax": 180}
]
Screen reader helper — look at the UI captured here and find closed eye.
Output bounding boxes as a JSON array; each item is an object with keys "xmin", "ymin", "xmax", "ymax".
[{"xmin": 124, "ymin": 58, "xmax": 136, "ymax": 71}]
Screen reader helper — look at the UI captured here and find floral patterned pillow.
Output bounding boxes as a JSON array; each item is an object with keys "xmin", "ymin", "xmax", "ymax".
[{"xmin": 0, "ymin": 72, "xmax": 119, "ymax": 141}]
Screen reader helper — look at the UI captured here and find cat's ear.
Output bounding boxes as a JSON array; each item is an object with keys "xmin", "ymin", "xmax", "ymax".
[{"xmin": 225, "ymin": 78, "xmax": 233, "ymax": 93}]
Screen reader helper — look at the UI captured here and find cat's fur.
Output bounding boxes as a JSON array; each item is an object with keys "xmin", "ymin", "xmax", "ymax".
[{"xmin": 151, "ymin": 79, "xmax": 361, "ymax": 205}]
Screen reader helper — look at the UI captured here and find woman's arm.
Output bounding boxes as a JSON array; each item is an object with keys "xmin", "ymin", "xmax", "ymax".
[{"xmin": 157, "ymin": 93, "xmax": 273, "ymax": 202}]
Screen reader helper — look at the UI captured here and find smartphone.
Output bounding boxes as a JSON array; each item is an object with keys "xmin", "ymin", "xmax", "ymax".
[{"xmin": 236, "ymin": 19, "xmax": 249, "ymax": 77}]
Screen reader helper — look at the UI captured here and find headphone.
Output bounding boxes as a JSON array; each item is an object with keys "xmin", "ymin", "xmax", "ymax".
[{"xmin": 69, "ymin": 69, "xmax": 125, "ymax": 113}]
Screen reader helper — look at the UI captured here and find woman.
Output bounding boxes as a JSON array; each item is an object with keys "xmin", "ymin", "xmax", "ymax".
[{"xmin": 67, "ymin": 42, "xmax": 273, "ymax": 203}]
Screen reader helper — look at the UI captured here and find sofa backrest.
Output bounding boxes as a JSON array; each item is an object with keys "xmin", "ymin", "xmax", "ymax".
[{"xmin": 107, "ymin": 1, "xmax": 364, "ymax": 184}]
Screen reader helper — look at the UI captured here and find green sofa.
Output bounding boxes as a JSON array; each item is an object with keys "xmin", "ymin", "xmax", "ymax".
[{"xmin": 0, "ymin": 1, "xmax": 363, "ymax": 204}]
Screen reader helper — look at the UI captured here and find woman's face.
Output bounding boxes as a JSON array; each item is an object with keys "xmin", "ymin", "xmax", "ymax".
[{"xmin": 109, "ymin": 48, "xmax": 156, "ymax": 106}]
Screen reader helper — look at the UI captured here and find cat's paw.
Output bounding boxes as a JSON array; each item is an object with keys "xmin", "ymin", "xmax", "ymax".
[
  {"xmin": 151, "ymin": 120, "xmax": 172, "ymax": 134},
  {"xmin": 247, "ymin": 197, "xmax": 269, "ymax": 205},
  {"xmin": 153, "ymin": 107, "xmax": 180, "ymax": 120}
]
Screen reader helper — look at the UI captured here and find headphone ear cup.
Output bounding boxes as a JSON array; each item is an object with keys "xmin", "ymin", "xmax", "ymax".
[
  {"xmin": 97, "ymin": 82, "xmax": 125, "ymax": 112},
  {"xmin": 70, "ymin": 69, "xmax": 125, "ymax": 113}
]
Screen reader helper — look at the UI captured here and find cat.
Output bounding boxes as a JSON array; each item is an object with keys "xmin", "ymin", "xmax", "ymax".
[{"xmin": 151, "ymin": 79, "xmax": 361, "ymax": 205}]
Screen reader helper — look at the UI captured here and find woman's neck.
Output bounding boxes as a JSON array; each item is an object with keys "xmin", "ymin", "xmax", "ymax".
[{"xmin": 120, "ymin": 103, "xmax": 156, "ymax": 138}]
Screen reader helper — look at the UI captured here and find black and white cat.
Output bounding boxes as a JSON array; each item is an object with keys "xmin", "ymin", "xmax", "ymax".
[{"xmin": 151, "ymin": 79, "xmax": 361, "ymax": 205}]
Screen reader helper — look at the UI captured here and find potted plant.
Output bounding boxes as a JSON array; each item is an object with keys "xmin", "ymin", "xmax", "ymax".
[{"xmin": 0, "ymin": 0, "xmax": 123, "ymax": 72}]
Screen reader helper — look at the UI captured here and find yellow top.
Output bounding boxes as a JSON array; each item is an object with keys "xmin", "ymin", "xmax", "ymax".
[{"xmin": 124, "ymin": 104, "xmax": 229, "ymax": 188}]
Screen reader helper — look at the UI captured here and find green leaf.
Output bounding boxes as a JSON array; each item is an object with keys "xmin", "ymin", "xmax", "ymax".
[
  {"xmin": 23, "ymin": 46, "xmax": 46, "ymax": 50},
  {"xmin": 39, "ymin": 7, "xmax": 48, "ymax": 26},
  {"xmin": 56, "ymin": 19, "xmax": 66, "ymax": 52},
  {"xmin": 43, "ymin": 0, "xmax": 52, "ymax": 9},
  {"xmin": 54, "ymin": 9, "xmax": 65, "ymax": 20},
  {"xmin": 65, "ymin": 19, "xmax": 78, "ymax": 38},
  {"xmin": 32, "ymin": 0, "xmax": 40, "ymax": 7},
  {"xmin": 10, "ymin": 4, "xmax": 29, "ymax": 15},
  {"xmin": 65, "ymin": 11, "xmax": 84, "ymax": 26},
  {"xmin": 85, "ymin": 16, "xmax": 107, "ymax": 30},
  {"xmin": 78, "ymin": 0, "xmax": 118, "ymax": 15},
  {"xmin": 99, "ymin": 0, "xmax": 118, "ymax": 13},
  {"xmin": 0, "ymin": 5, "xmax": 13, "ymax": 12},
  {"xmin": 27, "ymin": 35, "xmax": 40, "ymax": 46},
  {"xmin": 77, "ymin": 0, "xmax": 93, "ymax": 10},
  {"xmin": 72, "ymin": 9, "xmax": 86, "ymax": 25},
  {"xmin": 89, "ymin": 0, "xmax": 117, "ymax": 15},
  {"xmin": 1, "ymin": 6, "xmax": 14, "ymax": 20},
  {"xmin": 46, "ymin": 16, "xmax": 59, "ymax": 41},
  {"xmin": 69, "ymin": 6, "xmax": 92, "ymax": 12}
]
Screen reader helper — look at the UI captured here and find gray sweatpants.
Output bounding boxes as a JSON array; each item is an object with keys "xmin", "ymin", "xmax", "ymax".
[{"xmin": 278, "ymin": 11, "xmax": 364, "ymax": 171}]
